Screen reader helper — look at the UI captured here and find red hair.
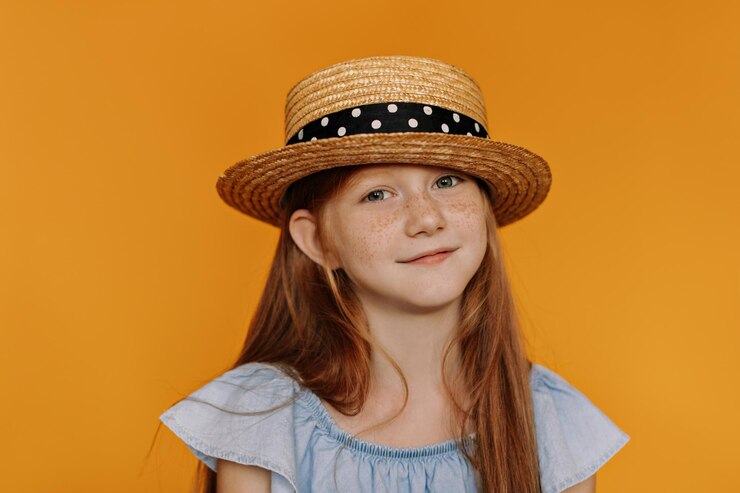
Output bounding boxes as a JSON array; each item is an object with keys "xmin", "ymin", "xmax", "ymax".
[{"xmin": 152, "ymin": 164, "xmax": 541, "ymax": 492}]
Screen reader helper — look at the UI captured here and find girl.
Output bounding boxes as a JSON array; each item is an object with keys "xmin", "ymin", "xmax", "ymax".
[{"xmin": 157, "ymin": 55, "xmax": 630, "ymax": 493}]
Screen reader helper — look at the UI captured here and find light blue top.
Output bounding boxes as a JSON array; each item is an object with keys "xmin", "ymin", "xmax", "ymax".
[{"xmin": 159, "ymin": 362, "xmax": 630, "ymax": 493}]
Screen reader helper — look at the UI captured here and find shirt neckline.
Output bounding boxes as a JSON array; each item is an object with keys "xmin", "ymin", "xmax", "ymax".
[
  {"xmin": 247, "ymin": 360, "xmax": 545, "ymax": 459},
  {"xmin": 298, "ymin": 386, "xmax": 477, "ymax": 459}
]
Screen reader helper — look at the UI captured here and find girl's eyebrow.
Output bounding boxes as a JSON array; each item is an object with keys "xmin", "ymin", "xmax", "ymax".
[
  {"xmin": 345, "ymin": 172, "xmax": 393, "ymax": 188},
  {"xmin": 352, "ymin": 168, "xmax": 452, "ymax": 184},
  {"xmin": 355, "ymin": 173, "xmax": 391, "ymax": 182}
]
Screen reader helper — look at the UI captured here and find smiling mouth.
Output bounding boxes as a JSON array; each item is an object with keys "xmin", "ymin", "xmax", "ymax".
[{"xmin": 399, "ymin": 247, "xmax": 459, "ymax": 264}]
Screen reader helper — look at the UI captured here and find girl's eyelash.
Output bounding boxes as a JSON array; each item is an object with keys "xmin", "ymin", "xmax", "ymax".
[
  {"xmin": 362, "ymin": 174, "xmax": 465, "ymax": 203},
  {"xmin": 436, "ymin": 174, "xmax": 465, "ymax": 187}
]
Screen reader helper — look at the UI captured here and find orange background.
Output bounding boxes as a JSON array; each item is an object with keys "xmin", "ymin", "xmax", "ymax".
[{"xmin": 2, "ymin": 1, "xmax": 738, "ymax": 492}]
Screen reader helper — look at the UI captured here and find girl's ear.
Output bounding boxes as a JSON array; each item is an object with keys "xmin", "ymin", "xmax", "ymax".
[{"xmin": 288, "ymin": 209, "xmax": 340, "ymax": 270}]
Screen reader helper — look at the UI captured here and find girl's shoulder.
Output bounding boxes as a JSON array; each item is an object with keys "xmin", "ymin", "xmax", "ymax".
[
  {"xmin": 159, "ymin": 361, "xmax": 630, "ymax": 493},
  {"xmin": 159, "ymin": 362, "xmax": 303, "ymax": 492},
  {"xmin": 528, "ymin": 362, "xmax": 631, "ymax": 493}
]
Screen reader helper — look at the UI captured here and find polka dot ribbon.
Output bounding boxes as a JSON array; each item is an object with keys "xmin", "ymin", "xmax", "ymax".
[{"xmin": 286, "ymin": 102, "xmax": 489, "ymax": 145}]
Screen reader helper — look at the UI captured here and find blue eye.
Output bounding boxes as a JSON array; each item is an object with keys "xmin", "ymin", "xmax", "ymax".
[
  {"xmin": 362, "ymin": 175, "xmax": 463, "ymax": 203},
  {"xmin": 435, "ymin": 175, "xmax": 463, "ymax": 188},
  {"xmin": 365, "ymin": 189, "xmax": 390, "ymax": 202}
]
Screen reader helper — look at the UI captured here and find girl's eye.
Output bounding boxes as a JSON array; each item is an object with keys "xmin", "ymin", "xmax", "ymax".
[
  {"xmin": 362, "ymin": 175, "xmax": 463, "ymax": 203},
  {"xmin": 364, "ymin": 189, "xmax": 390, "ymax": 202},
  {"xmin": 435, "ymin": 175, "xmax": 463, "ymax": 189}
]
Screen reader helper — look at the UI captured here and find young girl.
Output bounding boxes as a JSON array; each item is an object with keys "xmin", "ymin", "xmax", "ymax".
[{"xmin": 158, "ymin": 55, "xmax": 630, "ymax": 493}]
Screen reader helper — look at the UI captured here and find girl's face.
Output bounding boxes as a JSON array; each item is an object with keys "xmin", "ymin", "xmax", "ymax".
[{"xmin": 321, "ymin": 164, "xmax": 489, "ymax": 312}]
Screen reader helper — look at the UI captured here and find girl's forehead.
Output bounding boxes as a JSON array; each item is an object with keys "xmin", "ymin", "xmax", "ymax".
[
  {"xmin": 349, "ymin": 163, "xmax": 463, "ymax": 180},
  {"xmin": 337, "ymin": 164, "xmax": 478, "ymax": 194}
]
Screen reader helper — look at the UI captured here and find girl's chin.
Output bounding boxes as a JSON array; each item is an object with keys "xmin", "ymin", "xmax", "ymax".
[
  {"xmin": 352, "ymin": 283, "xmax": 467, "ymax": 312},
  {"xmin": 390, "ymin": 294, "xmax": 465, "ymax": 313}
]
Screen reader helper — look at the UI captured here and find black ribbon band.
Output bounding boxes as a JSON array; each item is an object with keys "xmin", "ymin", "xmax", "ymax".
[{"xmin": 286, "ymin": 102, "xmax": 489, "ymax": 145}]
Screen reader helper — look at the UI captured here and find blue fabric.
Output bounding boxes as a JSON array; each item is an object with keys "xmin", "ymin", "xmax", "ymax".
[{"xmin": 159, "ymin": 362, "xmax": 630, "ymax": 493}]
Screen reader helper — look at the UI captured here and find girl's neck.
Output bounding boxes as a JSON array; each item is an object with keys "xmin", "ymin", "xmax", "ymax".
[
  {"xmin": 320, "ymin": 292, "xmax": 474, "ymax": 443},
  {"xmin": 358, "ymin": 291, "xmax": 464, "ymax": 395}
]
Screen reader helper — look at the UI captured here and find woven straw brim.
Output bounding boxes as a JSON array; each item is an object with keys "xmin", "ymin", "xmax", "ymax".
[{"xmin": 216, "ymin": 132, "xmax": 551, "ymax": 228}]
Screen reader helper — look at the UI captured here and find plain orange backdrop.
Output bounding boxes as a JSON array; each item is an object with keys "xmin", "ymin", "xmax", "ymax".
[{"xmin": 2, "ymin": 1, "xmax": 738, "ymax": 492}]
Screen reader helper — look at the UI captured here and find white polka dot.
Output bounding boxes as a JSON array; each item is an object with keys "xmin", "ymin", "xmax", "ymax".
[
  {"xmin": 452, "ymin": 113, "xmax": 460, "ymax": 123},
  {"xmin": 337, "ymin": 126, "xmax": 346, "ymax": 136},
  {"xmin": 387, "ymin": 104, "xmax": 398, "ymax": 113},
  {"xmin": 298, "ymin": 128, "xmax": 304, "ymax": 140},
  {"xmin": 352, "ymin": 108, "xmax": 361, "ymax": 117},
  {"xmin": 408, "ymin": 118, "xmax": 418, "ymax": 128},
  {"xmin": 423, "ymin": 106, "xmax": 433, "ymax": 115},
  {"xmin": 466, "ymin": 132, "xmax": 472, "ymax": 136},
  {"xmin": 441, "ymin": 123, "xmax": 449, "ymax": 133},
  {"xmin": 321, "ymin": 117, "xmax": 329, "ymax": 127},
  {"xmin": 474, "ymin": 122, "xmax": 480, "ymax": 132},
  {"xmin": 310, "ymin": 136, "xmax": 317, "ymax": 141},
  {"xmin": 371, "ymin": 119, "xmax": 382, "ymax": 129}
]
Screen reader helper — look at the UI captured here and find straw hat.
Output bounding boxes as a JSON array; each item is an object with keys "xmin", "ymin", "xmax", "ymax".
[{"xmin": 216, "ymin": 55, "xmax": 551, "ymax": 228}]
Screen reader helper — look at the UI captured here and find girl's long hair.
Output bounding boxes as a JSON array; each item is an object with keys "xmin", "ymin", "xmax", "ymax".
[{"xmin": 150, "ymin": 164, "xmax": 541, "ymax": 493}]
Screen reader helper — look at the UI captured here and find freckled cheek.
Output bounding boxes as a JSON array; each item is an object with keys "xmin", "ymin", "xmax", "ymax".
[
  {"xmin": 448, "ymin": 197, "xmax": 486, "ymax": 230},
  {"xmin": 348, "ymin": 232, "xmax": 376, "ymax": 262},
  {"xmin": 340, "ymin": 213, "xmax": 397, "ymax": 263}
]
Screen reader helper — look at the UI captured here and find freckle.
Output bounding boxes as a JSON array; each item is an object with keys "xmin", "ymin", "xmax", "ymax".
[
  {"xmin": 449, "ymin": 197, "xmax": 484, "ymax": 228},
  {"xmin": 349, "ymin": 209, "xmax": 399, "ymax": 261}
]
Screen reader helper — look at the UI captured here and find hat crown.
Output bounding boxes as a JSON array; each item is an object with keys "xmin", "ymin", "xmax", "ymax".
[{"xmin": 283, "ymin": 56, "xmax": 489, "ymax": 144}]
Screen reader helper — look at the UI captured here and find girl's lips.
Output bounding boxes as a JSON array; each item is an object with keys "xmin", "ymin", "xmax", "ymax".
[{"xmin": 404, "ymin": 249, "xmax": 455, "ymax": 265}]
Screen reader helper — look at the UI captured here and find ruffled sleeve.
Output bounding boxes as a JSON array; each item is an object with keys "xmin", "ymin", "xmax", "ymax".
[
  {"xmin": 530, "ymin": 363, "xmax": 631, "ymax": 493},
  {"xmin": 159, "ymin": 362, "xmax": 301, "ymax": 493}
]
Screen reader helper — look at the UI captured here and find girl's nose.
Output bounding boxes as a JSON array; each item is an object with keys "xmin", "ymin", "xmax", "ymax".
[{"xmin": 403, "ymin": 191, "xmax": 446, "ymax": 236}]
